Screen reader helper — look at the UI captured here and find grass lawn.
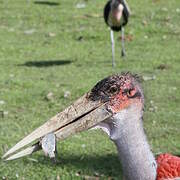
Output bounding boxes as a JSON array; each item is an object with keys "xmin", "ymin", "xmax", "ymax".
[{"xmin": 0, "ymin": 0, "xmax": 180, "ymax": 179}]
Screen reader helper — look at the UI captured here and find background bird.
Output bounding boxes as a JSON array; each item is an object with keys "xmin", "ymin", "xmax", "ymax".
[
  {"xmin": 104, "ymin": 0, "xmax": 130, "ymax": 67},
  {"xmin": 3, "ymin": 73, "xmax": 180, "ymax": 180}
]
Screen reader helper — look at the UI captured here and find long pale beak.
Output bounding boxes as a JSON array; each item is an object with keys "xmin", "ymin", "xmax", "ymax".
[{"xmin": 2, "ymin": 93, "xmax": 112, "ymax": 161}]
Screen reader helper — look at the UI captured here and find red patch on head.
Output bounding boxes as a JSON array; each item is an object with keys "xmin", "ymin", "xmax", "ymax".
[
  {"xmin": 89, "ymin": 73, "xmax": 143, "ymax": 113},
  {"xmin": 108, "ymin": 89, "xmax": 130, "ymax": 113},
  {"xmin": 108, "ymin": 85, "xmax": 142, "ymax": 114}
]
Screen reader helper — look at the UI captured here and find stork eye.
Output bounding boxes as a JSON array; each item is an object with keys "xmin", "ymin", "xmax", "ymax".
[{"xmin": 109, "ymin": 86, "xmax": 118, "ymax": 94}]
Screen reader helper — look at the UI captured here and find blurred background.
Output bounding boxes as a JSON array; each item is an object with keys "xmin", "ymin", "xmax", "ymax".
[{"xmin": 0, "ymin": 0, "xmax": 180, "ymax": 179}]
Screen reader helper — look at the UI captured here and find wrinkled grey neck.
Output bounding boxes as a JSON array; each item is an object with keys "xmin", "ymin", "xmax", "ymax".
[{"xmin": 110, "ymin": 105, "xmax": 157, "ymax": 180}]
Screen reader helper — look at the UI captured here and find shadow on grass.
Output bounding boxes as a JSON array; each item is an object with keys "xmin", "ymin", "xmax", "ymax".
[
  {"xmin": 34, "ymin": 1, "xmax": 59, "ymax": 6},
  {"xmin": 19, "ymin": 60, "xmax": 72, "ymax": 67},
  {"xmin": 36, "ymin": 154, "xmax": 122, "ymax": 177}
]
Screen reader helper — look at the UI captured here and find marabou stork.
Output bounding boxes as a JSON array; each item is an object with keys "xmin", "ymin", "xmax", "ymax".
[
  {"xmin": 2, "ymin": 73, "xmax": 180, "ymax": 180},
  {"xmin": 104, "ymin": 0, "xmax": 130, "ymax": 67}
]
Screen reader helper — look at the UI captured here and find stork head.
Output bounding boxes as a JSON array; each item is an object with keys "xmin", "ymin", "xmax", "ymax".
[
  {"xmin": 110, "ymin": 0, "xmax": 124, "ymax": 22},
  {"xmin": 2, "ymin": 72, "xmax": 143, "ymax": 160},
  {"xmin": 111, "ymin": 0, "xmax": 123, "ymax": 10},
  {"xmin": 89, "ymin": 73, "xmax": 144, "ymax": 140},
  {"xmin": 89, "ymin": 72, "xmax": 143, "ymax": 114}
]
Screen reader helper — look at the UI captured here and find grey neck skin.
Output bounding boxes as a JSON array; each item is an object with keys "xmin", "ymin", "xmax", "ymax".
[{"xmin": 109, "ymin": 105, "xmax": 157, "ymax": 180}]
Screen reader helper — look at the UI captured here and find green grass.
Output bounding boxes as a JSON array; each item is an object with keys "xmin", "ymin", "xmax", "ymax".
[{"xmin": 0, "ymin": 0, "xmax": 180, "ymax": 179}]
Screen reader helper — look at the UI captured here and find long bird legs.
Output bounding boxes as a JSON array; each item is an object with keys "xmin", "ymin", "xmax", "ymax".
[
  {"xmin": 110, "ymin": 30, "xmax": 116, "ymax": 67},
  {"xmin": 121, "ymin": 27, "xmax": 125, "ymax": 57},
  {"xmin": 110, "ymin": 26, "xmax": 125, "ymax": 67}
]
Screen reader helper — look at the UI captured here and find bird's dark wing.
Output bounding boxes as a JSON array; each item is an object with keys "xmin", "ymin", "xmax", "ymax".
[{"xmin": 104, "ymin": 0, "xmax": 111, "ymax": 26}]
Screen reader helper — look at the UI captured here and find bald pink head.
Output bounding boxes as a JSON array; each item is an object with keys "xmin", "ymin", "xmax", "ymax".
[{"xmin": 89, "ymin": 73, "xmax": 144, "ymax": 114}]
